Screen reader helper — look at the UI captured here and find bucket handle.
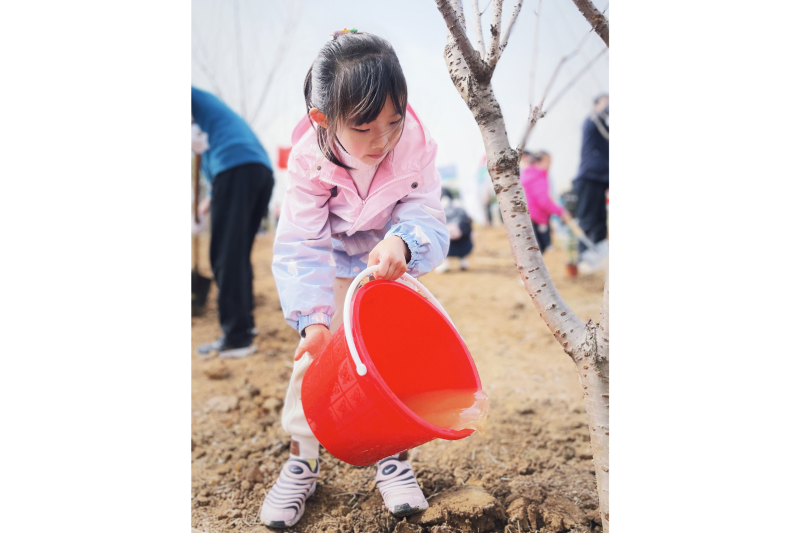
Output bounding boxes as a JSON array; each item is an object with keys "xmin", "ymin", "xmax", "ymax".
[{"xmin": 343, "ymin": 265, "xmax": 455, "ymax": 377}]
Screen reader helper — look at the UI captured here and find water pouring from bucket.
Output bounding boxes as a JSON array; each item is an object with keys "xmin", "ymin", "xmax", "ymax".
[{"xmin": 301, "ymin": 265, "xmax": 490, "ymax": 466}]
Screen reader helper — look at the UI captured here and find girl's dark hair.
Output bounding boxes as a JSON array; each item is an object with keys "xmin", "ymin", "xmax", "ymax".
[
  {"xmin": 521, "ymin": 150, "xmax": 549, "ymax": 164},
  {"xmin": 303, "ymin": 32, "xmax": 408, "ymax": 169}
]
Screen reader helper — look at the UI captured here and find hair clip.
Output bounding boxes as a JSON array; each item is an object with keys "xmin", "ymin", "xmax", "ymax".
[{"xmin": 330, "ymin": 28, "xmax": 358, "ymax": 39}]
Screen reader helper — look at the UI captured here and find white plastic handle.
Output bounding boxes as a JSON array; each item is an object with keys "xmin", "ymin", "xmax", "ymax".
[{"xmin": 343, "ymin": 265, "xmax": 455, "ymax": 376}]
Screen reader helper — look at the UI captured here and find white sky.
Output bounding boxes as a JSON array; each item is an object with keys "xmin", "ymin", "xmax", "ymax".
[{"xmin": 192, "ymin": 0, "xmax": 608, "ymax": 214}]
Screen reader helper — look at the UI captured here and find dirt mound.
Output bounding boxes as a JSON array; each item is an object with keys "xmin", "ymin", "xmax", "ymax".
[
  {"xmin": 191, "ymin": 227, "xmax": 605, "ymax": 532},
  {"xmin": 408, "ymin": 484, "xmax": 505, "ymax": 532}
]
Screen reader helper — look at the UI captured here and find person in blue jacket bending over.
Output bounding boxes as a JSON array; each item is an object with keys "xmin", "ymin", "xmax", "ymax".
[{"xmin": 191, "ymin": 86, "xmax": 274, "ymax": 358}]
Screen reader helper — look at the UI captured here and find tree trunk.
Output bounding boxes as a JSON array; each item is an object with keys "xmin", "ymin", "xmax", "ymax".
[
  {"xmin": 580, "ymin": 279, "xmax": 609, "ymax": 530},
  {"xmin": 435, "ymin": 0, "xmax": 609, "ymax": 529},
  {"xmin": 570, "ymin": 0, "xmax": 609, "ymax": 47}
]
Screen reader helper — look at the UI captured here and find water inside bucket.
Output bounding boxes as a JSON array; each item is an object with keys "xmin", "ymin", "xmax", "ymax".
[{"xmin": 397, "ymin": 389, "xmax": 490, "ymax": 432}]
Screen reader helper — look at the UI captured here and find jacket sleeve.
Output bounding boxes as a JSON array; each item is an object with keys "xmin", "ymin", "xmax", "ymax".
[
  {"xmin": 271, "ymin": 153, "xmax": 336, "ymax": 333},
  {"xmin": 384, "ymin": 143, "xmax": 449, "ymax": 277},
  {"xmin": 530, "ymin": 174, "xmax": 564, "ymax": 218}
]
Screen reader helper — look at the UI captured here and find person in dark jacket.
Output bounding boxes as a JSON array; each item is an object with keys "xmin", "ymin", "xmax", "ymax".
[
  {"xmin": 572, "ymin": 94, "xmax": 609, "ymax": 254},
  {"xmin": 435, "ymin": 189, "xmax": 473, "ymax": 272},
  {"xmin": 191, "ymin": 86, "xmax": 275, "ymax": 358}
]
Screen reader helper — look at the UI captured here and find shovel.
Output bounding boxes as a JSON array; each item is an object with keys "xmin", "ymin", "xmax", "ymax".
[
  {"xmin": 192, "ymin": 153, "xmax": 212, "ymax": 316},
  {"xmin": 562, "ymin": 218, "xmax": 600, "ymax": 254},
  {"xmin": 562, "ymin": 217, "xmax": 609, "ymax": 274}
]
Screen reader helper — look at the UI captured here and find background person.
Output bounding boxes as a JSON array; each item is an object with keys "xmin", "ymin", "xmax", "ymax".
[
  {"xmin": 475, "ymin": 154, "xmax": 496, "ymax": 226},
  {"xmin": 572, "ymin": 94, "xmax": 609, "ymax": 255},
  {"xmin": 436, "ymin": 188, "xmax": 474, "ymax": 272},
  {"xmin": 520, "ymin": 150, "xmax": 570, "ymax": 253},
  {"xmin": 191, "ymin": 86, "xmax": 275, "ymax": 358}
]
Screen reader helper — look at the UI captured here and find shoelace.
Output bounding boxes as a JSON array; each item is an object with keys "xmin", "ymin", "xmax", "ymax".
[
  {"xmin": 263, "ymin": 459, "xmax": 318, "ymax": 515},
  {"xmin": 375, "ymin": 458, "xmax": 422, "ymax": 500}
]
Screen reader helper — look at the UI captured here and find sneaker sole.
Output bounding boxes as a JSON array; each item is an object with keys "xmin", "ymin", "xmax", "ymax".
[
  {"xmin": 391, "ymin": 501, "xmax": 428, "ymax": 517},
  {"xmin": 218, "ymin": 344, "xmax": 257, "ymax": 359},
  {"xmin": 263, "ymin": 482, "xmax": 316, "ymax": 528}
]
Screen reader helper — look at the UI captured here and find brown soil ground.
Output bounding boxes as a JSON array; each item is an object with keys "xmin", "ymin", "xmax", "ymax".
[{"xmin": 191, "ymin": 225, "xmax": 606, "ymax": 533}]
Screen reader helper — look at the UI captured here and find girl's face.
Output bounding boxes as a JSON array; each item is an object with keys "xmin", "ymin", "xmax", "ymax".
[
  {"xmin": 314, "ymin": 97, "xmax": 404, "ymax": 166},
  {"xmin": 535, "ymin": 154, "xmax": 551, "ymax": 171}
]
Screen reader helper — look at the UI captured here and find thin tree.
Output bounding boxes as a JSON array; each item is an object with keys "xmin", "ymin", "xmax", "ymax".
[{"xmin": 433, "ymin": 0, "xmax": 609, "ymax": 529}]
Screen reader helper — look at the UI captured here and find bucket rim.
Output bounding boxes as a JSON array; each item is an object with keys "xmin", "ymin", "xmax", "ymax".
[{"xmin": 352, "ymin": 280, "xmax": 481, "ymax": 440}]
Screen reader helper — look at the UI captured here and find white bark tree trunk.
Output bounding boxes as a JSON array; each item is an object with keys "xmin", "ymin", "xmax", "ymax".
[{"xmin": 435, "ymin": 0, "xmax": 610, "ymax": 529}]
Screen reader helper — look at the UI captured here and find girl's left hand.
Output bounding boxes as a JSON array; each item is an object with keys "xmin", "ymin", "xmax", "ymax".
[{"xmin": 368, "ymin": 236, "xmax": 410, "ymax": 281}]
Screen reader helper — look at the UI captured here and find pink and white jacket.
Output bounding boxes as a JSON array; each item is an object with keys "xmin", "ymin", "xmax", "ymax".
[
  {"xmin": 272, "ymin": 105, "xmax": 449, "ymax": 332},
  {"xmin": 520, "ymin": 166, "xmax": 564, "ymax": 225}
]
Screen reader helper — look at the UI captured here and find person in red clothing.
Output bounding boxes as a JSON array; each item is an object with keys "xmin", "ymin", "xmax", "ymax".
[{"xmin": 519, "ymin": 151, "xmax": 572, "ymax": 253}]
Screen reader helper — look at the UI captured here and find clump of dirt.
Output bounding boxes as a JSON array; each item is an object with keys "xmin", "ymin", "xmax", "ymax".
[
  {"xmin": 408, "ymin": 485, "xmax": 506, "ymax": 532},
  {"xmin": 191, "ymin": 226, "xmax": 606, "ymax": 532},
  {"xmin": 203, "ymin": 359, "xmax": 230, "ymax": 380}
]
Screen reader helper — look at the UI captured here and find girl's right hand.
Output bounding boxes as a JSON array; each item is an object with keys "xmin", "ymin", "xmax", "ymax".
[{"xmin": 294, "ymin": 324, "xmax": 332, "ymax": 361}]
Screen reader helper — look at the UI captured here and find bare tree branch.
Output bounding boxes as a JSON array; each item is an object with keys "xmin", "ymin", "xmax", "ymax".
[
  {"xmin": 540, "ymin": 57, "xmax": 566, "ymax": 105},
  {"xmin": 191, "ymin": 17, "xmax": 222, "ymax": 98},
  {"xmin": 540, "ymin": 25, "xmax": 592, "ymax": 103},
  {"xmin": 517, "ymin": 56, "xmax": 570, "ymax": 150},
  {"xmin": 498, "ymin": 0, "xmax": 525, "ymax": 54},
  {"xmin": 249, "ymin": 0, "xmax": 307, "ymax": 125},
  {"xmin": 443, "ymin": 0, "xmax": 473, "ymax": 103},
  {"xmin": 517, "ymin": 103, "xmax": 544, "ymax": 153},
  {"xmin": 518, "ymin": 27, "xmax": 598, "ymax": 150},
  {"xmin": 484, "ymin": 0, "xmax": 503, "ymax": 66},
  {"xmin": 451, "ymin": 0, "xmax": 466, "ymax": 19},
  {"xmin": 545, "ymin": 47, "xmax": 607, "ymax": 112},
  {"xmin": 192, "ymin": 48, "xmax": 222, "ymax": 98},
  {"xmin": 570, "ymin": 0, "xmax": 609, "ymax": 47},
  {"xmin": 233, "ymin": 0, "xmax": 247, "ymax": 117},
  {"xmin": 435, "ymin": 0, "xmax": 490, "ymax": 81},
  {"xmin": 527, "ymin": 0, "xmax": 544, "ymax": 104},
  {"xmin": 472, "ymin": 0, "xmax": 486, "ymax": 58}
]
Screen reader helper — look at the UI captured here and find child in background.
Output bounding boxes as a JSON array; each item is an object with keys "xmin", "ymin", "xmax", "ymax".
[
  {"xmin": 262, "ymin": 30, "xmax": 449, "ymax": 528},
  {"xmin": 436, "ymin": 188, "xmax": 474, "ymax": 272},
  {"xmin": 519, "ymin": 150, "xmax": 571, "ymax": 253}
]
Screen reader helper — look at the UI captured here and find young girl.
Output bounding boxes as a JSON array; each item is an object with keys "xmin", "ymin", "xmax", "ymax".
[
  {"xmin": 520, "ymin": 150, "xmax": 571, "ymax": 253},
  {"xmin": 260, "ymin": 30, "xmax": 449, "ymax": 528}
]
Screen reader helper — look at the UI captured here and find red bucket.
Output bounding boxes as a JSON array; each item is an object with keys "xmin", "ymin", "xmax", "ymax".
[{"xmin": 301, "ymin": 269, "xmax": 481, "ymax": 466}]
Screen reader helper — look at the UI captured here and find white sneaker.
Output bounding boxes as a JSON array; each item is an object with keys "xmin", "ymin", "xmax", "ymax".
[
  {"xmin": 577, "ymin": 260, "xmax": 602, "ymax": 275},
  {"xmin": 434, "ymin": 260, "xmax": 451, "ymax": 273},
  {"xmin": 197, "ymin": 336, "xmax": 257, "ymax": 359},
  {"xmin": 375, "ymin": 456, "xmax": 429, "ymax": 517},
  {"xmin": 218, "ymin": 344, "xmax": 257, "ymax": 359},
  {"xmin": 260, "ymin": 458, "xmax": 319, "ymax": 528},
  {"xmin": 459, "ymin": 257, "xmax": 469, "ymax": 271}
]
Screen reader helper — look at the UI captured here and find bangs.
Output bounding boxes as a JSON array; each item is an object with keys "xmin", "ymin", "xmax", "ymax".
[{"xmin": 334, "ymin": 55, "xmax": 407, "ymax": 127}]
